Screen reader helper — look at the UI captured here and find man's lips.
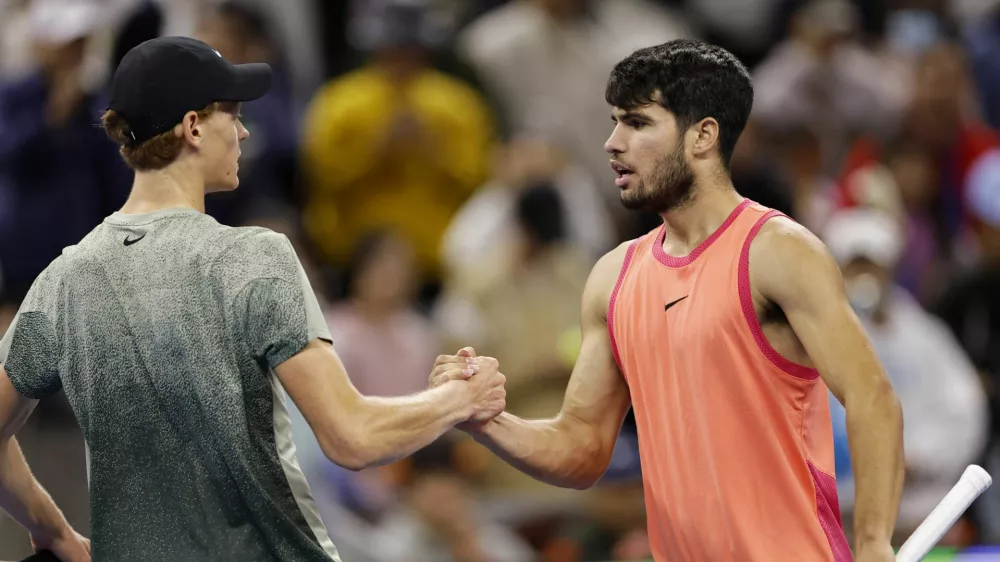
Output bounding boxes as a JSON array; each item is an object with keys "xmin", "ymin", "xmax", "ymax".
[{"xmin": 611, "ymin": 161, "xmax": 634, "ymax": 187}]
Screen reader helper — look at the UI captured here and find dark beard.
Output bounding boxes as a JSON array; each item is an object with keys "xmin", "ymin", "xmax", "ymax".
[{"xmin": 619, "ymin": 143, "xmax": 695, "ymax": 213}]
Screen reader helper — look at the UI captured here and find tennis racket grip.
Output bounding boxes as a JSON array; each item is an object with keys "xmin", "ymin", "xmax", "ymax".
[{"xmin": 895, "ymin": 464, "xmax": 992, "ymax": 562}]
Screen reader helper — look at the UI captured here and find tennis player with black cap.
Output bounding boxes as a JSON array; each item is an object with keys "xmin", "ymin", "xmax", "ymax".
[{"xmin": 0, "ymin": 36, "xmax": 507, "ymax": 562}]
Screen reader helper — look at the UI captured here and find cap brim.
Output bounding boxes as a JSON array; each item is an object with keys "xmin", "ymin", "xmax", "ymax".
[{"xmin": 223, "ymin": 63, "xmax": 272, "ymax": 102}]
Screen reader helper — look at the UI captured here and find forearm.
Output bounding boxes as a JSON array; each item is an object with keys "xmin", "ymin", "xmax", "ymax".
[
  {"xmin": 344, "ymin": 383, "xmax": 471, "ymax": 469},
  {"xmin": 471, "ymin": 412, "xmax": 607, "ymax": 489},
  {"xmin": 0, "ymin": 437, "xmax": 67, "ymax": 537},
  {"xmin": 846, "ymin": 382, "xmax": 904, "ymax": 546}
]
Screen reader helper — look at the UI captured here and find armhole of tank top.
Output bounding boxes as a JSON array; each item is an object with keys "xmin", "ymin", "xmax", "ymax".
[
  {"xmin": 738, "ymin": 211, "xmax": 820, "ymax": 381},
  {"xmin": 608, "ymin": 237, "xmax": 642, "ymax": 377}
]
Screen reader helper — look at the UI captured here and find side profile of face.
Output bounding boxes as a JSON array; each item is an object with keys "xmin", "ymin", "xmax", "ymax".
[
  {"xmin": 185, "ymin": 101, "xmax": 248, "ymax": 193},
  {"xmin": 605, "ymin": 103, "xmax": 695, "ymax": 213}
]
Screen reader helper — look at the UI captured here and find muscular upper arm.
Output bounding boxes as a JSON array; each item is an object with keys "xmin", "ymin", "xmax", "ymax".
[
  {"xmin": 557, "ymin": 243, "xmax": 632, "ymax": 451},
  {"xmin": 0, "ymin": 366, "xmax": 37, "ymax": 441},
  {"xmin": 750, "ymin": 218, "xmax": 890, "ymax": 403},
  {"xmin": 274, "ymin": 339, "xmax": 366, "ymax": 465}
]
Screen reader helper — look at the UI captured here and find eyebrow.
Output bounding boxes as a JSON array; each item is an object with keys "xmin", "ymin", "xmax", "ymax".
[{"xmin": 611, "ymin": 111, "xmax": 651, "ymax": 123}]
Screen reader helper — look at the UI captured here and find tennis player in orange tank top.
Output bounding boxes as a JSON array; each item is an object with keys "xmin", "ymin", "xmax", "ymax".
[
  {"xmin": 610, "ymin": 199, "xmax": 850, "ymax": 560},
  {"xmin": 430, "ymin": 40, "xmax": 904, "ymax": 562}
]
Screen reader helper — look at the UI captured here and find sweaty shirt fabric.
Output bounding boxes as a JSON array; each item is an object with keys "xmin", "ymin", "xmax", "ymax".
[{"xmin": 0, "ymin": 208, "xmax": 341, "ymax": 562}]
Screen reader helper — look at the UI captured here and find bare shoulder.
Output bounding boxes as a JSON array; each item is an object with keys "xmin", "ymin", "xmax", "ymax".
[
  {"xmin": 751, "ymin": 216, "xmax": 829, "ymax": 261},
  {"xmin": 594, "ymin": 240, "xmax": 636, "ymax": 282},
  {"xmin": 749, "ymin": 216, "xmax": 843, "ymax": 302},
  {"xmin": 585, "ymin": 240, "xmax": 639, "ymax": 322}
]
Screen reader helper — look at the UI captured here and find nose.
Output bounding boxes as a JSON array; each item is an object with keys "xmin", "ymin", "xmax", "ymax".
[
  {"xmin": 237, "ymin": 119, "xmax": 250, "ymax": 141},
  {"xmin": 604, "ymin": 125, "xmax": 624, "ymax": 156}
]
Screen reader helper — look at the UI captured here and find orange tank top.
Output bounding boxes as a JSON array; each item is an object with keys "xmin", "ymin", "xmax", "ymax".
[{"xmin": 609, "ymin": 200, "xmax": 851, "ymax": 562}]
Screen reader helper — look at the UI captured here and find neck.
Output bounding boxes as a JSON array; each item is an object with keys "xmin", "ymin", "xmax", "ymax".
[
  {"xmin": 659, "ymin": 180, "xmax": 744, "ymax": 255},
  {"xmin": 119, "ymin": 163, "xmax": 206, "ymax": 214}
]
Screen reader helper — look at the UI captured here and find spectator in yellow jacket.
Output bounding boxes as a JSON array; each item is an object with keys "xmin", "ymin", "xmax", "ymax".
[{"xmin": 301, "ymin": 2, "xmax": 495, "ymax": 285}]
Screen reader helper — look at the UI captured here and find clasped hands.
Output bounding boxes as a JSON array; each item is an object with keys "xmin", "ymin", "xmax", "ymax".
[{"xmin": 428, "ymin": 347, "xmax": 506, "ymax": 431}]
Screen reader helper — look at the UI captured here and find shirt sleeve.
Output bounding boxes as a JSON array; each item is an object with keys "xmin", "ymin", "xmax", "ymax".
[
  {"xmin": 218, "ymin": 230, "xmax": 331, "ymax": 371},
  {"xmin": 0, "ymin": 277, "xmax": 61, "ymax": 399}
]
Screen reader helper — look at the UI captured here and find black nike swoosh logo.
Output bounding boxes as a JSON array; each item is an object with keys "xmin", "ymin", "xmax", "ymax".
[
  {"xmin": 664, "ymin": 296, "xmax": 688, "ymax": 311},
  {"xmin": 123, "ymin": 233, "xmax": 146, "ymax": 246}
]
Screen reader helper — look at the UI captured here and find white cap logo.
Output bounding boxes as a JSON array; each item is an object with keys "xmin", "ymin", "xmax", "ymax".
[{"xmin": 214, "ymin": 49, "xmax": 222, "ymax": 58}]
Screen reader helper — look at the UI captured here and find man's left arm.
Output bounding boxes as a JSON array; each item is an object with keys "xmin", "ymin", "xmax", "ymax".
[
  {"xmin": 0, "ymin": 366, "xmax": 74, "ymax": 545},
  {"xmin": 0, "ymin": 286, "xmax": 89, "ymax": 559},
  {"xmin": 751, "ymin": 218, "xmax": 903, "ymax": 556}
]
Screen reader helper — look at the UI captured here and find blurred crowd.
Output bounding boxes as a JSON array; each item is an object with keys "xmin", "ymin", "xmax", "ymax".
[{"xmin": 1, "ymin": 0, "xmax": 999, "ymax": 560}]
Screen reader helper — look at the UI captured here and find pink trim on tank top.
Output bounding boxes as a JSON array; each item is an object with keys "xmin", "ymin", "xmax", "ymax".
[
  {"xmin": 608, "ymin": 238, "xmax": 642, "ymax": 375},
  {"xmin": 652, "ymin": 198, "xmax": 752, "ymax": 267},
  {"xmin": 808, "ymin": 461, "xmax": 853, "ymax": 562},
  {"xmin": 738, "ymin": 211, "xmax": 820, "ymax": 381}
]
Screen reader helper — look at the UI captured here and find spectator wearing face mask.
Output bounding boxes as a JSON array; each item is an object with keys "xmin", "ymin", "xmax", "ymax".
[
  {"xmin": 933, "ymin": 151, "xmax": 1000, "ymax": 542},
  {"xmin": 822, "ymin": 208, "xmax": 988, "ymax": 545}
]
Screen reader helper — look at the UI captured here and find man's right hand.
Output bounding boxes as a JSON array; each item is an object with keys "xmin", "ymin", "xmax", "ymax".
[
  {"xmin": 429, "ymin": 348, "xmax": 479, "ymax": 389},
  {"xmin": 462, "ymin": 356, "xmax": 505, "ymax": 423},
  {"xmin": 429, "ymin": 348, "xmax": 506, "ymax": 424}
]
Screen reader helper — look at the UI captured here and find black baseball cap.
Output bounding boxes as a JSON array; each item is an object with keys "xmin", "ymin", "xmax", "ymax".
[{"xmin": 108, "ymin": 36, "xmax": 271, "ymax": 145}]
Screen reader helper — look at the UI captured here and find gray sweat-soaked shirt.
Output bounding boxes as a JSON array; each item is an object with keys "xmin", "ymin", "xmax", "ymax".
[{"xmin": 0, "ymin": 208, "xmax": 342, "ymax": 562}]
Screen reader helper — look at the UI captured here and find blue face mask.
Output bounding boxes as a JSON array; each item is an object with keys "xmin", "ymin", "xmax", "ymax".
[
  {"xmin": 846, "ymin": 273, "xmax": 883, "ymax": 316},
  {"xmin": 886, "ymin": 10, "xmax": 942, "ymax": 55}
]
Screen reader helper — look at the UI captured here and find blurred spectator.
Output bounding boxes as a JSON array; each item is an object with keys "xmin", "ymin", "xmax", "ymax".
[
  {"xmin": 195, "ymin": 0, "xmax": 301, "ymax": 226},
  {"xmin": 722, "ymin": 121, "xmax": 794, "ymax": 220},
  {"xmin": 436, "ymin": 184, "xmax": 593, "ymax": 556},
  {"xmin": 753, "ymin": 0, "xmax": 904, "ymax": 172},
  {"xmin": 685, "ymin": 0, "xmax": 787, "ymax": 67},
  {"xmin": 784, "ymin": 125, "xmax": 841, "ymax": 226},
  {"xmin": 301, "ymin": 0, "xmax": 495, "ymax": 293},
  {"xmin": 839, "ymin": 40, "xmax": 1000, "ymax": 265},
  {"xmin": 952, "ymin": 0, "xmax": 1000, "ymax": 25},
  {"xmin": 0, "ymin": 0, "xmax": 35, "ymax": 80},
  {"xmin": 963, "ymin": 1, "xmax": 1000, "ymax": 129},
  {"xmin": 0, "ymin": 0, "xmax": 131, "ymax": 306},
  {"xmin": 933, "ymin": 158, "xmax": 1000, "ymax": 541},
  {"xmin": 822, "ymin": 208, "xmax": 988, "ymax": 543},
  {"xmin": 326, "ymin": 230, "xmax": 439, "ymax": 398},
  {"xmin": 569, "ymin": 428, "xmax": 649, "ymax": 561},
  {"xmin": 370, "ymin": 437, "xmax": 538, "ymax": 562},
  {"xmin": 934, "ymin": 148, "xmax": 1000, "ymax": 415},
  {"xmin": 441, "ymin": 135, "xmax": 614, "ymax": 272},
  {"xmin": 109, "ymin": 1, "xmax": 164, "ymax": 74},
  {"xmin": 295, "ymin": 435, "xmax": 536, "ymax": 562},
  {"xmin": 435, "ymin": 183, "xmax": 590, "ymax": 499},
  {"xmin": 879, "ymin": 136, "xmax": 956, "ymax": 301},
  {"xmin": 127, "ymin": 0, "xmax": 323, "ymax": 103},
  {"xmin": 457, "ymin": 0, "xmax": 694, "ymax": 232}
]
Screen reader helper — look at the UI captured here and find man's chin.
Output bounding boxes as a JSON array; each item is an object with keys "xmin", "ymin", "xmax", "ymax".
[
  {"xmin": 205, "ymin": 181, "xmax": 239, "ymax": 194},
  {"xmin": 620, "ymin": 190, "xmax": 653, "ymax": 211}
]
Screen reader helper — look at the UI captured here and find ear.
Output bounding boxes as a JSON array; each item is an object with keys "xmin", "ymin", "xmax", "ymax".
[
  {"xmin": 179, "ymin": 110, "xmax": 204, "ymax": 147},
  {"xmin": 690, "ymin": 117, "xmax": 720, "ymax": 159}
]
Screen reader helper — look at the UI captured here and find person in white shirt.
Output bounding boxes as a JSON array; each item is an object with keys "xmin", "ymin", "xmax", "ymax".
[{"xmin": 822, "ymin": 208, "xmax": 989, "ymax": 541}]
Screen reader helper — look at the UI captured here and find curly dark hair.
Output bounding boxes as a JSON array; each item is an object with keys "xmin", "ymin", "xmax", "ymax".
[{"xmin": 605, "ymin": 39, "xmax": 753, "ymax": 166}]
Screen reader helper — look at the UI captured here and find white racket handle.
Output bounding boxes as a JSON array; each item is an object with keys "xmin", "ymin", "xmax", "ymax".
[{"xmin": 896, "ymin": 465, "xmax": 992, "ymax": 562}]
